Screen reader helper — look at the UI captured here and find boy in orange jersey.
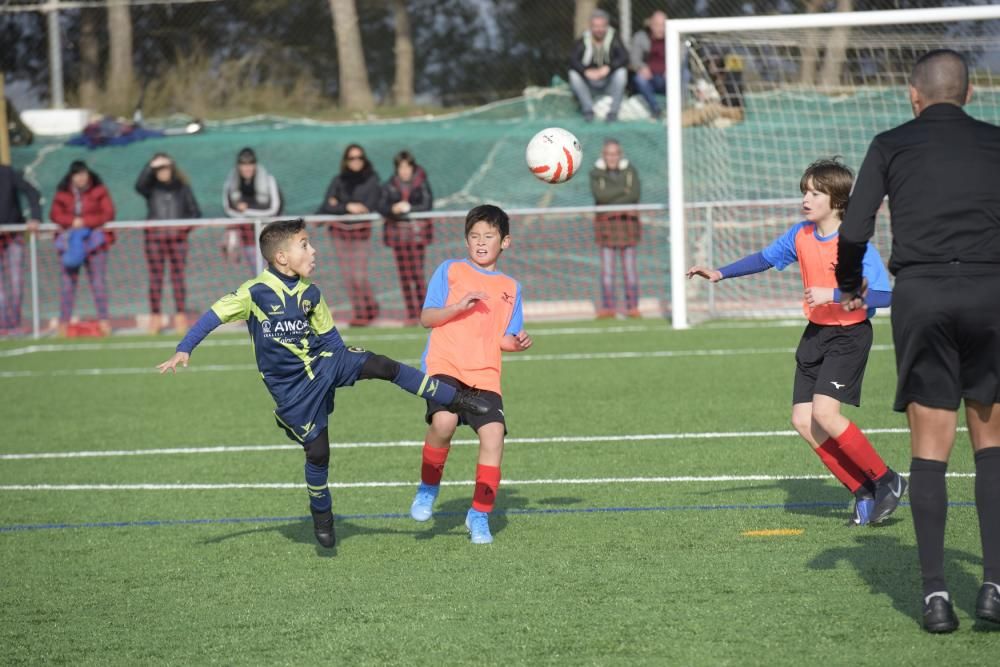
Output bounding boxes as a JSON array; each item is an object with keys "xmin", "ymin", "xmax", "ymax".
[
  {"xmin": 688, "ymin": 158, "xmax": 904, "ymax": 526},
  {"xmin": 408, "ymin": 204, "xmax": 533, "ymax": 544}
]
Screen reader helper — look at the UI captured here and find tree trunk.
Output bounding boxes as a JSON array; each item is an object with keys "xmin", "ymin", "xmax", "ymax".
[
  {"xmin": 798, "ymin": 0, "xmax": 825, "ymax": 86},
  {"xmin": 391, "ymin": 0, "xmax": 413, "ymax": 106},
  {"xmin": 78, "ymin": 7, "xmax": 101, "ymax": 110},
  {"xmin": 327, "ymin": 0, "xmax": 375, "ymax": 111},
  {"xmin": 106, "ymin": 2, "xmax": 135, "ymax": 115},
  {"xmin": 574, "ymin": 0, "xmax": 599, "ymax": 39},
  {"xmin": 819, "ymin": 0, "xmax": 853, "ymax": 89}
]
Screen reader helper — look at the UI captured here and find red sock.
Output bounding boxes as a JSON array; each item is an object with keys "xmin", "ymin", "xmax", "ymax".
[
  {"xmin": 835, "ymin": 422, "xmax": 888, "ymax": 481},
  {"xmin": 815, "ymin": 438, "xmax": 868, "ymax": 493},
  {"xmin": 472, "ymin": 464, "xmax": 501, "ymax": 513},
  {"xmin": 420, "ymin": 444, "xmax": 450, "ymax": 486}
]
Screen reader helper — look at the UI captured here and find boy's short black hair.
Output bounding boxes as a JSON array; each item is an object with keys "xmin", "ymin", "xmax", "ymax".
[
  {"xmin": 465, "ymin": 204, "xmax": 510, "ymax": 237},
  {"xmin": 800, "ymin": 158, "xmax": 853, "ymax": 215},
  {"xmin": 259, "ymin": 218, "xmax": 306, "ymax": 264}
]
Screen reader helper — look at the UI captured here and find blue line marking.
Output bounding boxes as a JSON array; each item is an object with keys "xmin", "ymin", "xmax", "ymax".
[{"xmin": 0, "ymin": 501, "xmax": 977, "ymax": 534}]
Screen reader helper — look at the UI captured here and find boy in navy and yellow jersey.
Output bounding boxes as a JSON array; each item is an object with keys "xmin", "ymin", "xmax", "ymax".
[
  {"xmin": 687, "ymin": 159, "xmax": 905, "ymax": 526},
  {"xmin": 408, "ymin": 205, "xmax": 533, "ymax": 544},
  {"xmin": 157, "ymin": 218, "xmax": 488, "ymax": 549}
]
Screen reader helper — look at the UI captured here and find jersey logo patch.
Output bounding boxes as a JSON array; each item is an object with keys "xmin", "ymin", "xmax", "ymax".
[
  {"xmin": 502, "ymin": 291, "xmax": 514, "ymax": 305},
  {"xmin": 261, "ymin": 320, "xmax": 272, "ymax": 334},
  {"xmin": 269, "ymin": 303, "xmax": 284, "ymax": 316},
  {"xmin": 301, "ymin": 299, "xmax": 313, "ymax": 314},
  {"xmin": 347, "ymin": 346, "xmax": 367, "ymax": 354}
]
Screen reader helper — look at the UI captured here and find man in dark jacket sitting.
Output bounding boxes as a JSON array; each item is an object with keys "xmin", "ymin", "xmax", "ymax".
[{"xmin": 569, "ymin": 9, "xmax": 629, "ymax": 123}]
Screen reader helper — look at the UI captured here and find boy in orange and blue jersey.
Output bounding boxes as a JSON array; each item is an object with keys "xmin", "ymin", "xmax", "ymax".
[
  {"xmin": 688, "ymin": 158, "xmax": 904, "ymax": 526},
  {"xmin": 408, "ymin": 205, "xmax": 533, "ymax": 544}
]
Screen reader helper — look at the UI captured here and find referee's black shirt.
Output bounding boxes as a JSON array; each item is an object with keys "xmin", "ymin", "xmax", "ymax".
[{"xmin": 837, "ymin": 102, "xmax": 1000, "ymax": 293}]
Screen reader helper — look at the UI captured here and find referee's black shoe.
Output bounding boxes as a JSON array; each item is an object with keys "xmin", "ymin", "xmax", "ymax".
[
  {"xmin": 449, "ymin": 388, "xmax": 489, "ymax": 416},
  {"xmin": 871, "ymin": 469, "xmax": 908, "ymax": 524},
  {"xmin": 311, "ymin": 508, "xmax": 336, "ymax": 548},
  {"xmin": 976, "ymin": 583, "xmax": 1000, "ymax": 624},
  {"xmin": 922, "ymin": 593, "xmax": 959, "ymax": 633}
]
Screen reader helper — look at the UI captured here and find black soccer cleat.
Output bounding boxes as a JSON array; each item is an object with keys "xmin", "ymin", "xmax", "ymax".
[
  {"xmin": 449, "ymin": 387, "xmax": 489, "ymax": 416},
  {"xmin": 923, "ymin": 594, "xmax": 959, "ymax": 633},
  {"xmin": 976, "ymin": 583, "xmax": 1000, "ymax": 624},
  {"xmin": 871, "ymin": 469, "xmax": 908, "ymax": 524},
  {"xmin": 311, "ymin": 508, "xmax": 336, "ymax": 548}
]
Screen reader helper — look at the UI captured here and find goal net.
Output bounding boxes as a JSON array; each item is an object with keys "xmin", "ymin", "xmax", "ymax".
[{"xmin": 666, "ymin": 6, "xmax": 1000, "ymax": 327}]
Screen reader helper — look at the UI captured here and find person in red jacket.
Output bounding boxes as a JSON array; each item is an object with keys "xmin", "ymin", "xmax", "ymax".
[{"xmin": 50, "ymin": 161, "xmax": 115, "ymax": 336}]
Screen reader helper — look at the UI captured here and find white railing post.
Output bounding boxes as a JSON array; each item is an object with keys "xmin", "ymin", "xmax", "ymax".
[{"xmin": 30, "ymin": 230, "xmax": 40, "ymax": 339}]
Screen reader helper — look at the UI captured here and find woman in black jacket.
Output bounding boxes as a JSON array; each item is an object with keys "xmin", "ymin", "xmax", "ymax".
[
  {"xmin": 135, "ymin": 152, "xmax": 201, "ymax": 334},
  {"xmin": 317, "ymin": 144, "xmax": 381, "ymax": 326},
  {"xmin": 379, "ymin": 151, "xmax": 433, "ymax": 325}
]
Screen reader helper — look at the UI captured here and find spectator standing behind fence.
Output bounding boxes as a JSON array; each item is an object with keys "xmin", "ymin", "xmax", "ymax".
[
  {"xmin": 50, "ymin": 161, "xmax": 115, "ymax": 337},
  {"xmin": 630, "ymin": 10, "xmax": 667, "ymax": 119},
  {"xmin": 569, "ymin": 9, "xmax": 629, "ymax": 123},
  {"xmin": 222, "ymin": 147, "xmax": 282, "ymax": 273},
  {"xmin": 0, "ymin": 165, "xmax": 41, "ymax": 334},
  {"xmin": 380, "ymin": 151, "xmax": 433, "ymax": 326},
  {"xmin": 317, "ymin": 144, "xmax": 382, "ymax": 326},
  {"xmin": 135, "ymin": 153, "xmax": 201, "ymax": 335},
  {"xmin": 590, "ymin": 139, "xmax": 642, "ymax": 319}
]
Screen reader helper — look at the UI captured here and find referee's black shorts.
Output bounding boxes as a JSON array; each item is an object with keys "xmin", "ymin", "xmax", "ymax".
[
  {"xmin": 792, "ymin": 320, "xmax": 873, "ymax": 407},
  {"xmin": 891, "ymin": 264, "xmax": 1000, "ymax": 412}
]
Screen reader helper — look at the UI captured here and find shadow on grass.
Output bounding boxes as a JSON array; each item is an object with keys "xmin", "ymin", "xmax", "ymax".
[
  {"xmin": 809, "ymin": 533, "xmax": 997, "ymax": 631},
  {"xmin": 409, "ymin": 486, "xmax": 533, "ymax": 542}
]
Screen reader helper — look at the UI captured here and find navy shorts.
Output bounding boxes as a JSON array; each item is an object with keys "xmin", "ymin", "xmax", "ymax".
[
  {"xmin": 792, "ymin": 320, "xmax": 873, "ymax": 407},
  {"xmin": 425, "ymin": 374, "xmax": 506, "ymax": 434},
  {"xmin": 273, "ymin": 346, "xmax": 373, "ymax": 443},
  {"xmin": 891, "ymin": 265, "xmax": 1000, "ymax": 412}
]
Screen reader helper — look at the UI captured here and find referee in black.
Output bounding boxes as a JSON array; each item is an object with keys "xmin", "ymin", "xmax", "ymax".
[{"xmin": 837, "ymin": 49, "xmax": 1000, "ymax": 634}]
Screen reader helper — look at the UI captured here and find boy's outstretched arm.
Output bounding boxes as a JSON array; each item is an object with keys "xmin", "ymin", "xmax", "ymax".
[
  {"xmin": 420, "ymin": 291, "xmax": 488, "ymax": 328},
  {"xmin": 156, "ymin": 310, "xmax": 223, "ymax": 373},
  {"xmin": 688, "ymin": 251, "xmax": 774, "ymax": 283},
  {"xmin": 500, "ymin": 331, "xmax": 532, "ymax": 352}
]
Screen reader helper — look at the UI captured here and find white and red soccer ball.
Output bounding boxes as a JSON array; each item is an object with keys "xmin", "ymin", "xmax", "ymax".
[{"xmin": 526, "ymin": 127, "xmax": 583, "ymax": 184}]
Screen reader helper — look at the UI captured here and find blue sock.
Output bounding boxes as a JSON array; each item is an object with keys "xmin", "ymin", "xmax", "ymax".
[
  {"xmin": 305, "ymin": 461, "xmax": 331, "ymax": 513},
  {"xmin": 393, "ymin": 363, "xmax": 457, "ymax": 404}
]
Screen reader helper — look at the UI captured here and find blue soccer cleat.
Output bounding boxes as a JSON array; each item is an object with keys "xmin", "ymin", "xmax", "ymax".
[
  {"xmin": 848, "ymin": 487, "xmax": 875, "ymax": 527},
  {"xmin": 465, "ymin": 508, "xmax": 493, "ymax": 544},
  {"xmin": 410, "ymin": 482, "xmax": 440, "ymax": 522}
]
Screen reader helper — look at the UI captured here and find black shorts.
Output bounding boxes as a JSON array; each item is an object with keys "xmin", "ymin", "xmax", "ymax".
[
  {"xmin": 891, "ymin": 265, "xmax": 1000, "ymax": 412},
  {"xmin": 425, "ymin": 374, "xmax": 506, "ymax": 433},
  {"xmin": 792, "ymin": 320, "xmax": 873, "ymax": 407}
]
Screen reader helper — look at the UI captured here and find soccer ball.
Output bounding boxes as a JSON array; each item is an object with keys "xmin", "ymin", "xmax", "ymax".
[{"xmin": 525, "ymin": 127, "xmax": 583, "ymax": 184}]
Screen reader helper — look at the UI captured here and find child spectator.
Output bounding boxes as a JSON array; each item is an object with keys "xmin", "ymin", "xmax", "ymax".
[
  {"xmin": 135, "ymin": 153, "xmax": 201, "ymax": 334},
  {"xmin": 379, "ymin": 150, "xmax": 433, "ymax": 325},
  {"xmin": 0, "ymin": 164, "xmax": 41, "ymax": 334},
  {"xmin": 408, "ymin": 205, "xmax": 533, "ymax": 544},
  {"xmin": 222, "ymin": 147, "xmax": 282, "ymax": 273},
  {"xmin": 157, "ymin": 218, "xmax": 488, "ymax": 548},
  {"xmin": 50, "ymin": 160, "xmax": 116, "ymax": 336},
  {"xmin": 590, "ymin": 139, "xmax": 642, "ymax": 318},
  {"xmin": 317, "ymin": 144, "xmax": 382, "ymax": 327},
  {"xmin": 687, "ymin": 158, "xmax": 903, "ymax": 526}
]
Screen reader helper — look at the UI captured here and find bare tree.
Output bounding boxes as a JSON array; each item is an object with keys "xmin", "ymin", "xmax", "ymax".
[
  {"xmin": 106, "ymin": 2, "xmax": 136, "ymax": 114},
  {"xmin": 78, "ymin": 7, "xmax": 100, "ymax": 109},
  {"xmin": 573, "ymin": 0, "xmax": 599, "ymax": 39},
  {"xmin": 798, "ymin": 0, "xmax": 824, "ymax": 86},
  {"xmin": 390, "ymin": 0, "xmax": 413, "ymax": 106},
  {"xmin": 819, "ymin": 0, "xmax": 853, "ymax": 88},
  {"xmin": 328, "ymin": 0, "xmax": 375, "ymax": 111}
]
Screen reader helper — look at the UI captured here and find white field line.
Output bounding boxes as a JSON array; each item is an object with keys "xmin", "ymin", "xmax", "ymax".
[
  {"xmin": 0, "ymin": 344, "xmax": 895, "ymax": 379},
  {"xmin": 0, "ymin": 472, "xmax": 976, "ymax": 492},
  {"xmin": 0, "ymin": 426, "xmax": 943, "ymax": 461}
]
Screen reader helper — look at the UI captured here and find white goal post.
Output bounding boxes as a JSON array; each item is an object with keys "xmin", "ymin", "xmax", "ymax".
[{"xmin": 666, "ymin": 5, "xmax": 1000, "ymax": 329}]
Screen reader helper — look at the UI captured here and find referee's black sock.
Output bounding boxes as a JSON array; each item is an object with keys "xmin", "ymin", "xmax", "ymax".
[
  {"xmin": 975, "ymin": 447, "xmax": 1000, "ymax": 583},
  {"xmin": 910, "ymin": 457, "xmax": 949, "ymax": 596}
]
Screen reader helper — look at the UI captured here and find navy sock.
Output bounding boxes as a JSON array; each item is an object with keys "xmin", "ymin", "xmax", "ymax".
[
  {"xmin": 975, "ymin": 447, "xmax": 1000, "ymax": 583},
  {"xmin": 305, "ymin": 461, "xmax": 331, "ymax": 513},
  {"xmin": 910, "ymin": 457, "xmax": 949, "ymax": 596},
  {"xmin": 393, "ymin": 363, "xmax": 456, "ymax": 404}
]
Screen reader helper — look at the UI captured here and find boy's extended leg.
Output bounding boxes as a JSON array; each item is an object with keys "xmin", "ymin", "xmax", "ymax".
[
  {"xmin": 304, "ymin": 428, "xmax": 335, "ymax": 548},
  {"xmin": 357, "ymin": 354, "xmax": 488, "ymax": 415}
]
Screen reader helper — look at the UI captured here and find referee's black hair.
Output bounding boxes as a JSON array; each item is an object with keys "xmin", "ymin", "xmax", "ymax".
[
  {"xmin": 259, "ymin": 218, "xmax": 306, "ymax": 264},
  {"xmin": 911, "ymin": 49, "xmax": 969, "ymax": 106},
  {"xmin": 800, "ymin": 158, "xmax": 853, "ymax": 217},
  {"xmin": 465, "ymin": 204, "xmax": 510, "ymax": 238}
]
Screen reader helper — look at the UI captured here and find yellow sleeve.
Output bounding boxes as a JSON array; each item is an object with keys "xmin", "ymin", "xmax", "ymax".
[
  {"xmin": 210, "ymin": 282, "xmax": 252, "ymax": 323},
  {"xmin": 309, "ymin": 295, "xmax": 335, "ymax": 336}
]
